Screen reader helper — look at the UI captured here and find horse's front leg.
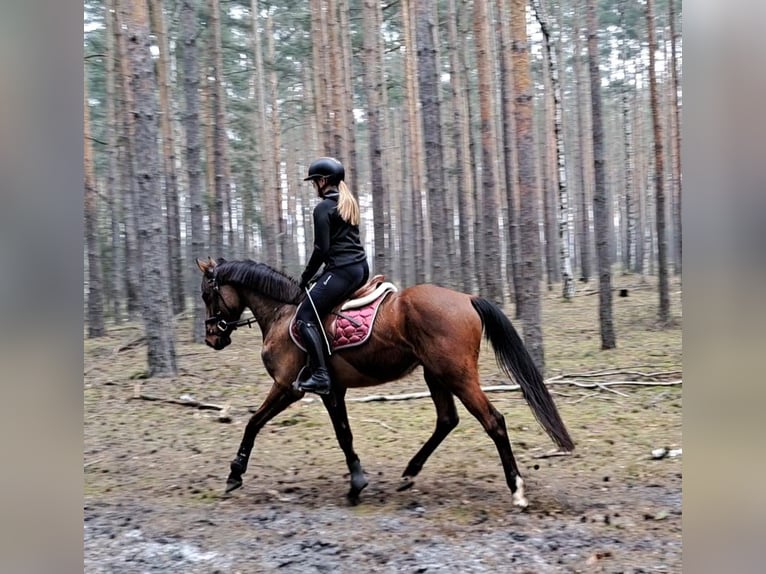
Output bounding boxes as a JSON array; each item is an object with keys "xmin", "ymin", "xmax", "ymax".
[
  {"xmin": 227, "ymin": 382, "xmax": 302, "ymax": 493},
  {"xmin": 321, "ymin": 387, "xmax": 368, "ymax": 505}
]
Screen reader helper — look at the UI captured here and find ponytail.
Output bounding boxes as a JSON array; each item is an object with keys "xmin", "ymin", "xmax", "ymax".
[{"xmin": 336, "ymin": 180, "xmax": 360, "ymax": 226}]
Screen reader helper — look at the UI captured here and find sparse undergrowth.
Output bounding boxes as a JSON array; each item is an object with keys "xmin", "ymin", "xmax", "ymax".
[{"xmin": 85, "ymin": 275, "xmax": 681, "ymax": 573}]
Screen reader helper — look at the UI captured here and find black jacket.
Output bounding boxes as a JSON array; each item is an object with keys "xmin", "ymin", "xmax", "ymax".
[{"xmin": 301, "ymin": 189, "xmax": 366, "ymax": 284}]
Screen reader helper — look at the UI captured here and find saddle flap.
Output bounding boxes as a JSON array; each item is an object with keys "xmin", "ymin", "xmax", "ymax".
[{"xmin": 289, "ymin": 283, "xmax": 396, "ymax": 352}]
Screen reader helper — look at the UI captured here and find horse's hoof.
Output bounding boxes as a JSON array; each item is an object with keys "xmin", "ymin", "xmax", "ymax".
[
  {"xmin": 350, "ymin": 474, "xmax": 368, "ymax": 493},
  {"xmin": 225, "ymin": 475, "xmax": 243, "ymax": 494},
  {"xmin": 512, "ymin": 476, "xmax": 528, "ymax": 508},
  {"xmin": 397, "ymin": 476, "xmax": 415, "ymax": 492},
  {"xmin": 347, "ymin": 491, "xmax": 361, "ymax": 506}
]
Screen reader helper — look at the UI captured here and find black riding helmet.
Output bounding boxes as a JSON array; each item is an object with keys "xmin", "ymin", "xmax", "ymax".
[{"xmin": 303, "ymin": 157, "xmax": 345, "ymax": 185}]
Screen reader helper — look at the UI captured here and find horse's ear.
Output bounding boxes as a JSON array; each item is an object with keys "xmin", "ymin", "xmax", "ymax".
[{"xmin": 196, "ymin": 257, "xmax": 215, "ymax": 274}]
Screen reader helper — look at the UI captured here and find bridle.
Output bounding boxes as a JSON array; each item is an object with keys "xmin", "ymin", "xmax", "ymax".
[{"xmin": 204, "ymin": 276, "xmax": 257, "ymax": 333}]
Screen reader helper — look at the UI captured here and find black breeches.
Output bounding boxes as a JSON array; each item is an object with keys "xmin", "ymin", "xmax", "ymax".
[{"xmin": 296, "ymin": 262, "xmax": 369, "ymax": 325}]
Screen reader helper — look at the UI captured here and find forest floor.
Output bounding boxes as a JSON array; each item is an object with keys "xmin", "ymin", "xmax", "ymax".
[{"xmin": 84, "ymin": 274, "xmax": 682, "ymax": 573}]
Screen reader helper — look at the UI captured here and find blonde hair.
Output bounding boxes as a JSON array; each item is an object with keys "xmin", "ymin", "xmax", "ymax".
[{"xmin": 336, "ymin": 180, "xmax": 360, "ymax": 226}]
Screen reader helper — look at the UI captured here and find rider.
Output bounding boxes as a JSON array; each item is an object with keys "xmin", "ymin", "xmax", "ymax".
[{"xmin": 296, "ymin": 157, "xmax": 369, "ymax": 395}]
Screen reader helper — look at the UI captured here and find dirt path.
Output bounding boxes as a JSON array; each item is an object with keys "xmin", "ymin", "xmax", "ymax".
[{"xmin": 85, "ymin": 280, "xmax": 682, "ymax": 573}]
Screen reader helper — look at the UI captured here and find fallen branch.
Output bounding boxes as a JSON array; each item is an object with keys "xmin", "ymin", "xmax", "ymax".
[
  {"xmin": 547, "ymin": 379, "xmax": 682, "ymax": 390},
  {"xmin": 546, "ymin": 368, "xmax": 681, "ymax": 381},
  {"xmin": 348, "ymin": 391, "xmax": 431, "ymax": 402},
  {"xmin": 115, "ymin": 335, "xmax": 146, "ymax": 353},
  {"xmin": 342, "ymin": 380, "xmax": 680, "ymax": 403},
  {"xmin": 130, "ymin": 383, "xmax": 231, "ymax": 420},
  {"xmin": 357, "ymin": 417, "xmax": 398, "ymax": 433},
  {"xmin": 532, "ymin": 449, "xmax": 573, "ymax": 459}
]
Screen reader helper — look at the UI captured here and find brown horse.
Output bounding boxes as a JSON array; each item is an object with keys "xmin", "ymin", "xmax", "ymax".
[{"xmin": 196, "ymin": 257, "xmax": 574, "ymax": 507}]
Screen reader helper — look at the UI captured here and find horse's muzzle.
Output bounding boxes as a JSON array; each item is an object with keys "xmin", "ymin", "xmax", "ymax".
[{"xmin": 206, "ymin": 334, "xmax": 231, "ymax": 350}]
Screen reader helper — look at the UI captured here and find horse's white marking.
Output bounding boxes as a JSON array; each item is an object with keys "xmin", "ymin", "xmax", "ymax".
[{"xmin": 512, "ymin": 476, "xmax": 528, "ymax": 508}]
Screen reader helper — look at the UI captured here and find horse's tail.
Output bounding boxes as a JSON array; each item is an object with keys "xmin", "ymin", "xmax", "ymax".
[{"xmin": 471, "ymin": 297, "xmax": 574, "ymax": 452}]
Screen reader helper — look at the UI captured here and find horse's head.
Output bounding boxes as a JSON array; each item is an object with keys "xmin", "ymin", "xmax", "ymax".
[{"xmin": 196, "ymin": 257, "xmax": 245, "ymax": 350}]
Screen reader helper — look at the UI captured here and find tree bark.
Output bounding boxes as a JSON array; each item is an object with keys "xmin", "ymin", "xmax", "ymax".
[
  {"xmin": 473, "ymin": 0, "xmax": 503, "ymax": 304},
  {"xmin": 402, "ymin": 0, "xmax": 427, "ymax": 284},
  {"xmin": 571, "ymin": 2, "xmax": 592, "ymax": 283},
  {"xmin": 668, "ymin": 0, "xmax": 682, "ymax": 276},
  {"xmin": 105, "ymin": 0, "xmax": 124, "ymax": 324},
  {"xmin": 533, "ymin": 0, "xmax": 574, "ymax": 299},
  {"xmin": 363, "ymin": 0, "xmax": 387, "ymax": 277},
  {"xmin": 180, "ymin": 0, "xmax": 205, "ymax": 343},
  {"xmin": 416, "ymin": 0, "xmax": 450, "ymax": 287},
  {"xmin": 208, "ymin": 0, "xmax": 227, "ymax": 258},
  {"xmin": 84, "ymin": 73, "xmax": 105, "ymax": 338},
  {"xmin": 510, "ymin": 0, "xmax": 545, "ymax": 370},
  {"xmin": 149, "ymin": 0, "xmax": 184, "ymax": 314},
  {"xmin": 646, "ymin": 0, "xmax": 670, "ymax": 324},
  {"xmin": 586, "ymin": 0, "xmax": 616, "ymax": 349},
  {"xmin": 120, "ymin": 0, "xmax": 177, "ymax": 376},
  {"xmin": 114, "ymin": 5, "xmax": 142, "ymax": 320},
  {"xmin": 337, "ymin": 0, "xmax": 358, "ymax": 192},
  {"xmin": 620, "ymin": 0, "xmax": 636, "ymax": 275},
  {"xmin": 447, "ymin": 0, "xmax": 475, "ymax": 294},
  {"xmin": 265, "ymin": 12, "xmax": 285, "ymax": 268}
]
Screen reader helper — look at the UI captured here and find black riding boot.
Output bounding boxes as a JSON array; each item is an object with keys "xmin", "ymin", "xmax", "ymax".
[{"xmin": 297, "ymin": 320, "xmax": 332, "ymax": 395}]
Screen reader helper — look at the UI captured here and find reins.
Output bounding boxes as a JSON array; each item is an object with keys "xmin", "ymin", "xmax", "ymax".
[
  {"xmin": 205, "ymin": 315, "xmax": 258, "ymax": 332},
  {"xmin": 205, "ymin": 275, "xmax": 258, "ymax": 333}
]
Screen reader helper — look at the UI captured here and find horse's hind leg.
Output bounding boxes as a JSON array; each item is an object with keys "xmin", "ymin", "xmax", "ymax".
[
  {"xmin": 398, "ymin": 371, "xmax": 459, "ymax": 491},
  {"xmin": 226, "ymin": 383, "xmax": 302, "ymax": 493},
  {"xmin": 320, "ymin": 389, "xmax": 368, "ymax": 505},
  {"xmin": 453, "ymin": 380, "xmax": 528, "ymax": 508}
]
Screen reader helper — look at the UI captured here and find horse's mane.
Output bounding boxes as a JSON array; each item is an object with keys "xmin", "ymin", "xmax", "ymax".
[{"xmin": 214, "ymin": 259, "xmax": 303, "ymax": 304}]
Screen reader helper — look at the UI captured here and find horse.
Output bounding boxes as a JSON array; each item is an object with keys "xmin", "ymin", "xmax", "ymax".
[{"xmin": 196, "ymin": 257, "xmax": 574, "ymax": 508}]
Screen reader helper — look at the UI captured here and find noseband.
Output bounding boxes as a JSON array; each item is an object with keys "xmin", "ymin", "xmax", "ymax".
[{"xmin": 205, "ymin": 276, "xmax": 257, "ymax": 333}]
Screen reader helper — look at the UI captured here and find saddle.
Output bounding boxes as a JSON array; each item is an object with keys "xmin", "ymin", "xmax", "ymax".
[{"xmin": 290, "ymin": 275, "xmax": 398, "ymax": 352}]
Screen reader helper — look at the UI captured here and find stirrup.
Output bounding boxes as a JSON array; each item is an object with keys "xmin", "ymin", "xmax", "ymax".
[{"xmin": 297, "ymin": 371, "xmax": 331, "ymax": 396}]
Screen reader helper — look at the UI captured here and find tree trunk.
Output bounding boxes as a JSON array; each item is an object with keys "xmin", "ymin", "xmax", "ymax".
[
  {"xmin": 180, "ymin": 0, "xmax": 205, "ymax": 343},
  {"xmin": 84, "ymin": 74, "xmax": 105, "ymax": 338},
  {"xmin": 114, "ymin": 5, "xmax": 142, "ymax": 320},
  {"xmin": 251, "ymin": 0, "xmax": 271, "ymax": 261},
  {"xmin": 586, "ymin": 0, "xmax": 616, "ymax": 349},
  {"xmin": 337, "ymin": 0, "xmax": 358, "ymax": 192},
  {"xmin": 495, "ymin": 0, "xmax": 521, "ymax": 310},
  {"xmin": 121, "ymin": 0, "xmax": 177, "ymax": 376},
  {"xmin": 634, "ymin": 68, "xmax": 646, "ymax": 277},
  {"xmin": 310, "ymin": 0, "xmax": 329, "ymax": 154},
  {"xmin": 620, "ymin": 0, "xmax": 636, "ymax": 275},
  {"xmin": 149, "ymin": 0, "xmax": 184, "ymax": 314},
  {"xmin": 447, "ymin": 0, "xmax": 475, "ymax": 294},
  {"xmin": 473, "ymin": 0, "xmax": 503, "ymax": 304},
  {"xmin": 668, "ymin": 0, "xmax": 682, "ymax": 276},
  {"xmin": 533, "ymin": 0, "xmax": 574, "ymax": 299},
  {"xmin": 363, "ymin": 0, "xmax": 387, "ymax": 277},
  {"xmin": 208, "ymin": 0, "xmax": 228, "ymax": 258},
  {"xmin": 538, "ymin": 67, "xmax": 559, "ymax": 291},
  {"xmin": 510, "ymin": 0, "xmax": 544, "ymax": 370},
  {"xmin": 105, "ymin": 0, "xmax": 124, "ymax": 324},
  {"xmin": 646, "ymin": 0, "xmax": 670, "ymax": 324},
  {"xmin": 402, "ymin": 0, "xmax": 427, "ymax": 284},
  {"xmin": 416, "ymin": 0, "xmax": 450, "ymax": 287},
  {"xmin": 571, "ymin": 2, "xmax": 592, "ymax": 283},
  {"xmin": 265, "ymin": 12, "xmax": 285, "ymax": 268}
]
